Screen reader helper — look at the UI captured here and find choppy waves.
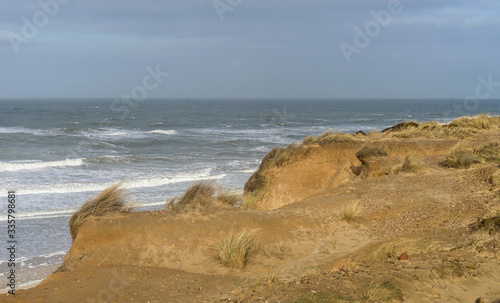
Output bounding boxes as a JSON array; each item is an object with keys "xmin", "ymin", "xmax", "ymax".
[
  {"xmin": 12, "ymin": 168, "xmax": 224, "ymax": 196},
  {"xmin": 0, "ymin": 159, "xmax": 84, "ymax": 172}
]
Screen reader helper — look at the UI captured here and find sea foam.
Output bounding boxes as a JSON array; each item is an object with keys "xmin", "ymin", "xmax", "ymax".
[{"xmin": 0, "ymin": 159, "xmax": 84, "ymax": 172}]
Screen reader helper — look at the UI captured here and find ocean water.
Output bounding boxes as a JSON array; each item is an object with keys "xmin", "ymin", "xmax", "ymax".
[{"xmin": 0, "ymin": 98, "xmax": 499, "ymax": 282}]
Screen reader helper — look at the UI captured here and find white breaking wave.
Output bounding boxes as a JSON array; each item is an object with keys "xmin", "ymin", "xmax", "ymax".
[
  {"xmin": 13, "ymin": 169, "xmax": 225, "ymax": 196},
  {"xmin": 237, "ymin": 169, "xmax": 257, "ymax": 173},
  {"xmin": 18, "ymin": 209, "xmax": 75, "ymax": 220},
  {"xmin": 149, "ymin": 129, "xmax": 177, "ymax": 135},
  {"xmin": 0, "ymin": 159, "xmax": 84, "ymax": 172},
  {"xmin": 0, "ymin": 126, "xmax": 54, "ymax": 136}
]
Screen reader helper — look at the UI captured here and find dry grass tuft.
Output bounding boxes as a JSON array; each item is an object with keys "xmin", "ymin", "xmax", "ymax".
[
  {"xmin": 320, "ymin": 241, "xmax": 337, "ymax": 255},
  {"xmin": 356, "ymin": 146, "xmax": 388, "ymax": 159},
  {"xmin": 240, "ymin": 193, "xmax": 259, "ymax": 209},
  {"xmin": 216, "ymin": 188, "xmax": 240, "ymax": 206},
  {"xmin": 341, "ymin": 202, "xmax": 363, "ymax": 222},
  {"xmin": 358, "ymin": 280, "xmax": 404, "ymax": 303},
  {"xmin": 267, "ymin": 271, "xmax": 280, "ymax": 286},
  {"xmin": 449, "ymin": 113, "xmax": 494, "ymax": 129},
  {"xmin": 475, "ymin": 210, "xmax": 500, "ymax": 234},
  {"xmin": 393, "ymin": 124, "xmax": 472, "ymax": 139},
  {"xmin": 370, "ymin": 238, "xmax": 434, "ymax": 261},
  {"xmin": 69, "ymin": 183, "xmax": 133, "ymax": 240},
  {"xmin": 166, "ymin": 181, "xmax": 216, "ymax": 211},
  {"xmin": 390, "ymin": 114, "xmax": 500, "ymax": 139},
  {"xmin": 401, "ymin": 154, "xmax": 427, "ymax": 173},
  {"xmin": 440, "ymin": 141, "xmax": 482, "ymax": 168},
  {"xmin": 212, "ymin": 229, "xmax": 258, "ymax": 269},
  {"xmin": 489, "ymin": 169, "xmax": 500, "ymax": 191},
  {"xmin": 382, "ymin": 121, "xmax": 419, "ymax": 133},
  {"xmin": 273, "ymin": 143, "xmax": 304, "ymax": 167},
  {"xmin": 477, "ymin": 143, "xmax": 500, "ymax": 165},
  {"xmin": 301, "ymin": 130, "xmax": 358, "ymax": 146}
]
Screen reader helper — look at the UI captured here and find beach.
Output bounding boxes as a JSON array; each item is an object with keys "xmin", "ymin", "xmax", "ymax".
[{"xmin": 2, "ymin": 113, "xmax": 499, "ymax": 302}]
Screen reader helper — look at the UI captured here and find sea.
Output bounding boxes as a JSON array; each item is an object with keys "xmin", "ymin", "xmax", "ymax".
[{"xmin": 0, "ymin": 98, "xmax": 499, "ymax": 288}]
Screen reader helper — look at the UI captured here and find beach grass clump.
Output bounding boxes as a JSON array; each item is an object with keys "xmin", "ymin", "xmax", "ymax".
[
  {"xmin": 478, "ymin": 215, "xmax": 500, "ymax": 234},
  {"xmin": 392, "ymin": 123, "xmax": 472, "ymax": 139},
  {"xmin": 382, "ymin": 121, "xmax": 419, "ymax": 133},
  {"xmin": 449, "ymin": 113, "xmax": 493, "ymax": 129},
  {"xmin": 216, "ymin": 188, "xmax": 240, "ymax": 206},
  {"xmin": 69, "ymin": 183, "xmax": 133, "ymax": 240},
  {"xmin": 274, "ymin": 143, "xmax": 304, "ymax": 167},
  {"xmin": 239, "ymin": 194, "xmax": 259, "ymax": 209},
  {"xmin": 356, "ymin": 146, "xmax": 388, "ymax": 160},
  {"xmin": 357, "ymin": 279, "xmax": 403, "ymax": 303},
  {"xmin": 440, "ymin": 141, "xmax": 482, "ymax": 169},
  {"xmin": 167, "ymin": 181, "xmax": 216, "ymax": 211},
  {"xmin": 477, "ymin": 143, "xmax": 500, "ymax": 165},
  {"xmin": 391, "ymin": 114, "xmax": 500, "ymax": 138},
  {"xmin": 401, "ymin": 154, "xmax": 427, "ymax": 173},
  {"xmin": 370, "ymin": 238, "xmax": 434, "ymax": 261},
  {"xmin": 341, "ymin": 202, "xmax": 363, "ymax": 222},
  {"xmin": 212, "ymin": 229, "xmax": 258, "ymax": 269},
  {"xmin": 475, "ymin": 205, "xmax": 500, "ymax": 234},
  {"xmin": 267, "ymin": 271, "xmax": 280, "ymax": 286},
  {"xmin": 320, "ymin": 241, "xmax": 337, "ymax": 255},
  {"xmin": 301, "ymin": 130, "xmax": 358, "ymax": 146}
]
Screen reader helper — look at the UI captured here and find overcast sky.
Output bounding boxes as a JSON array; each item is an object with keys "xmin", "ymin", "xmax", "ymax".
[{"xmin": 1, "ymin": 0, "xmax": 499, "ymax": 99}]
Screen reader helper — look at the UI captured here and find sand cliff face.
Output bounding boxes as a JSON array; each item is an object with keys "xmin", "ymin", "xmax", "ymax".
[
  {"xmin": 244, "ymin": 138, "xmax": 460, "ymax": 210},
  {"xmin": 6, "ymin": 115, "xmax": 500, "ymax": 303}
]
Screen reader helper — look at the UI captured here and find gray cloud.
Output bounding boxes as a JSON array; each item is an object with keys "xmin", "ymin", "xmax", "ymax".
[{"xmin": 1, "ymin": 0, "xmax": 499, "ymax": 99}]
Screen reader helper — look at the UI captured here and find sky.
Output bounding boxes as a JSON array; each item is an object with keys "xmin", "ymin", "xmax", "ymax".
[{"xmin": 1, "ymin": 0, "xmax": 499, "ymax": 99}]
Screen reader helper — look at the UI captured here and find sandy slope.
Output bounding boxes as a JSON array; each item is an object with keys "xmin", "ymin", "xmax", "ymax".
[{"xmin": 3, "ymin": 122, "xmax": 500, "ymax": 303}]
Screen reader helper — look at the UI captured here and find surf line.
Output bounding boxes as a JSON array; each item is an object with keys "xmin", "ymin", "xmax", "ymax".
[{"xmin": 6, "ymin": 191, "xmax": 17, "ymax": 295}]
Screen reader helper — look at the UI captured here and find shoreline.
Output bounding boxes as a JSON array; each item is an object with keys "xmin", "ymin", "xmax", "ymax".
[{"xmin": 0, "ymin": 263, "xmax": 60, "ymax": 294}]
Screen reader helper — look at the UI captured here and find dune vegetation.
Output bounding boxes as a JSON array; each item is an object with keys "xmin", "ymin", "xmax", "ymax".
[
  {"xmin": 211, "ymin": 229, "xmax": 258, "ymax": 269},
  {"xmin": 69, "ymin": 183, "xmax": 134, "ymax": 240}
]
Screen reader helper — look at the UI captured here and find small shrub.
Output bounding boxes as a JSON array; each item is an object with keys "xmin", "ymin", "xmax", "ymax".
[
  {"xmin": 341, "ymin": 202, "xmax": 363, "ymax": 222},
  {"xmin": 212, "ymin": 229, "xmax": 258, "ymax": 269},
  {"xmin": 69, "ymin": 183, "xmax": 133, "ymax": 240}
]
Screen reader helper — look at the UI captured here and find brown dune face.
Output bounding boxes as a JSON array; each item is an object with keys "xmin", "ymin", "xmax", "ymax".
[{"xmin": 7, "ymin": 115, "xmax": 500, "ymax": 303}]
